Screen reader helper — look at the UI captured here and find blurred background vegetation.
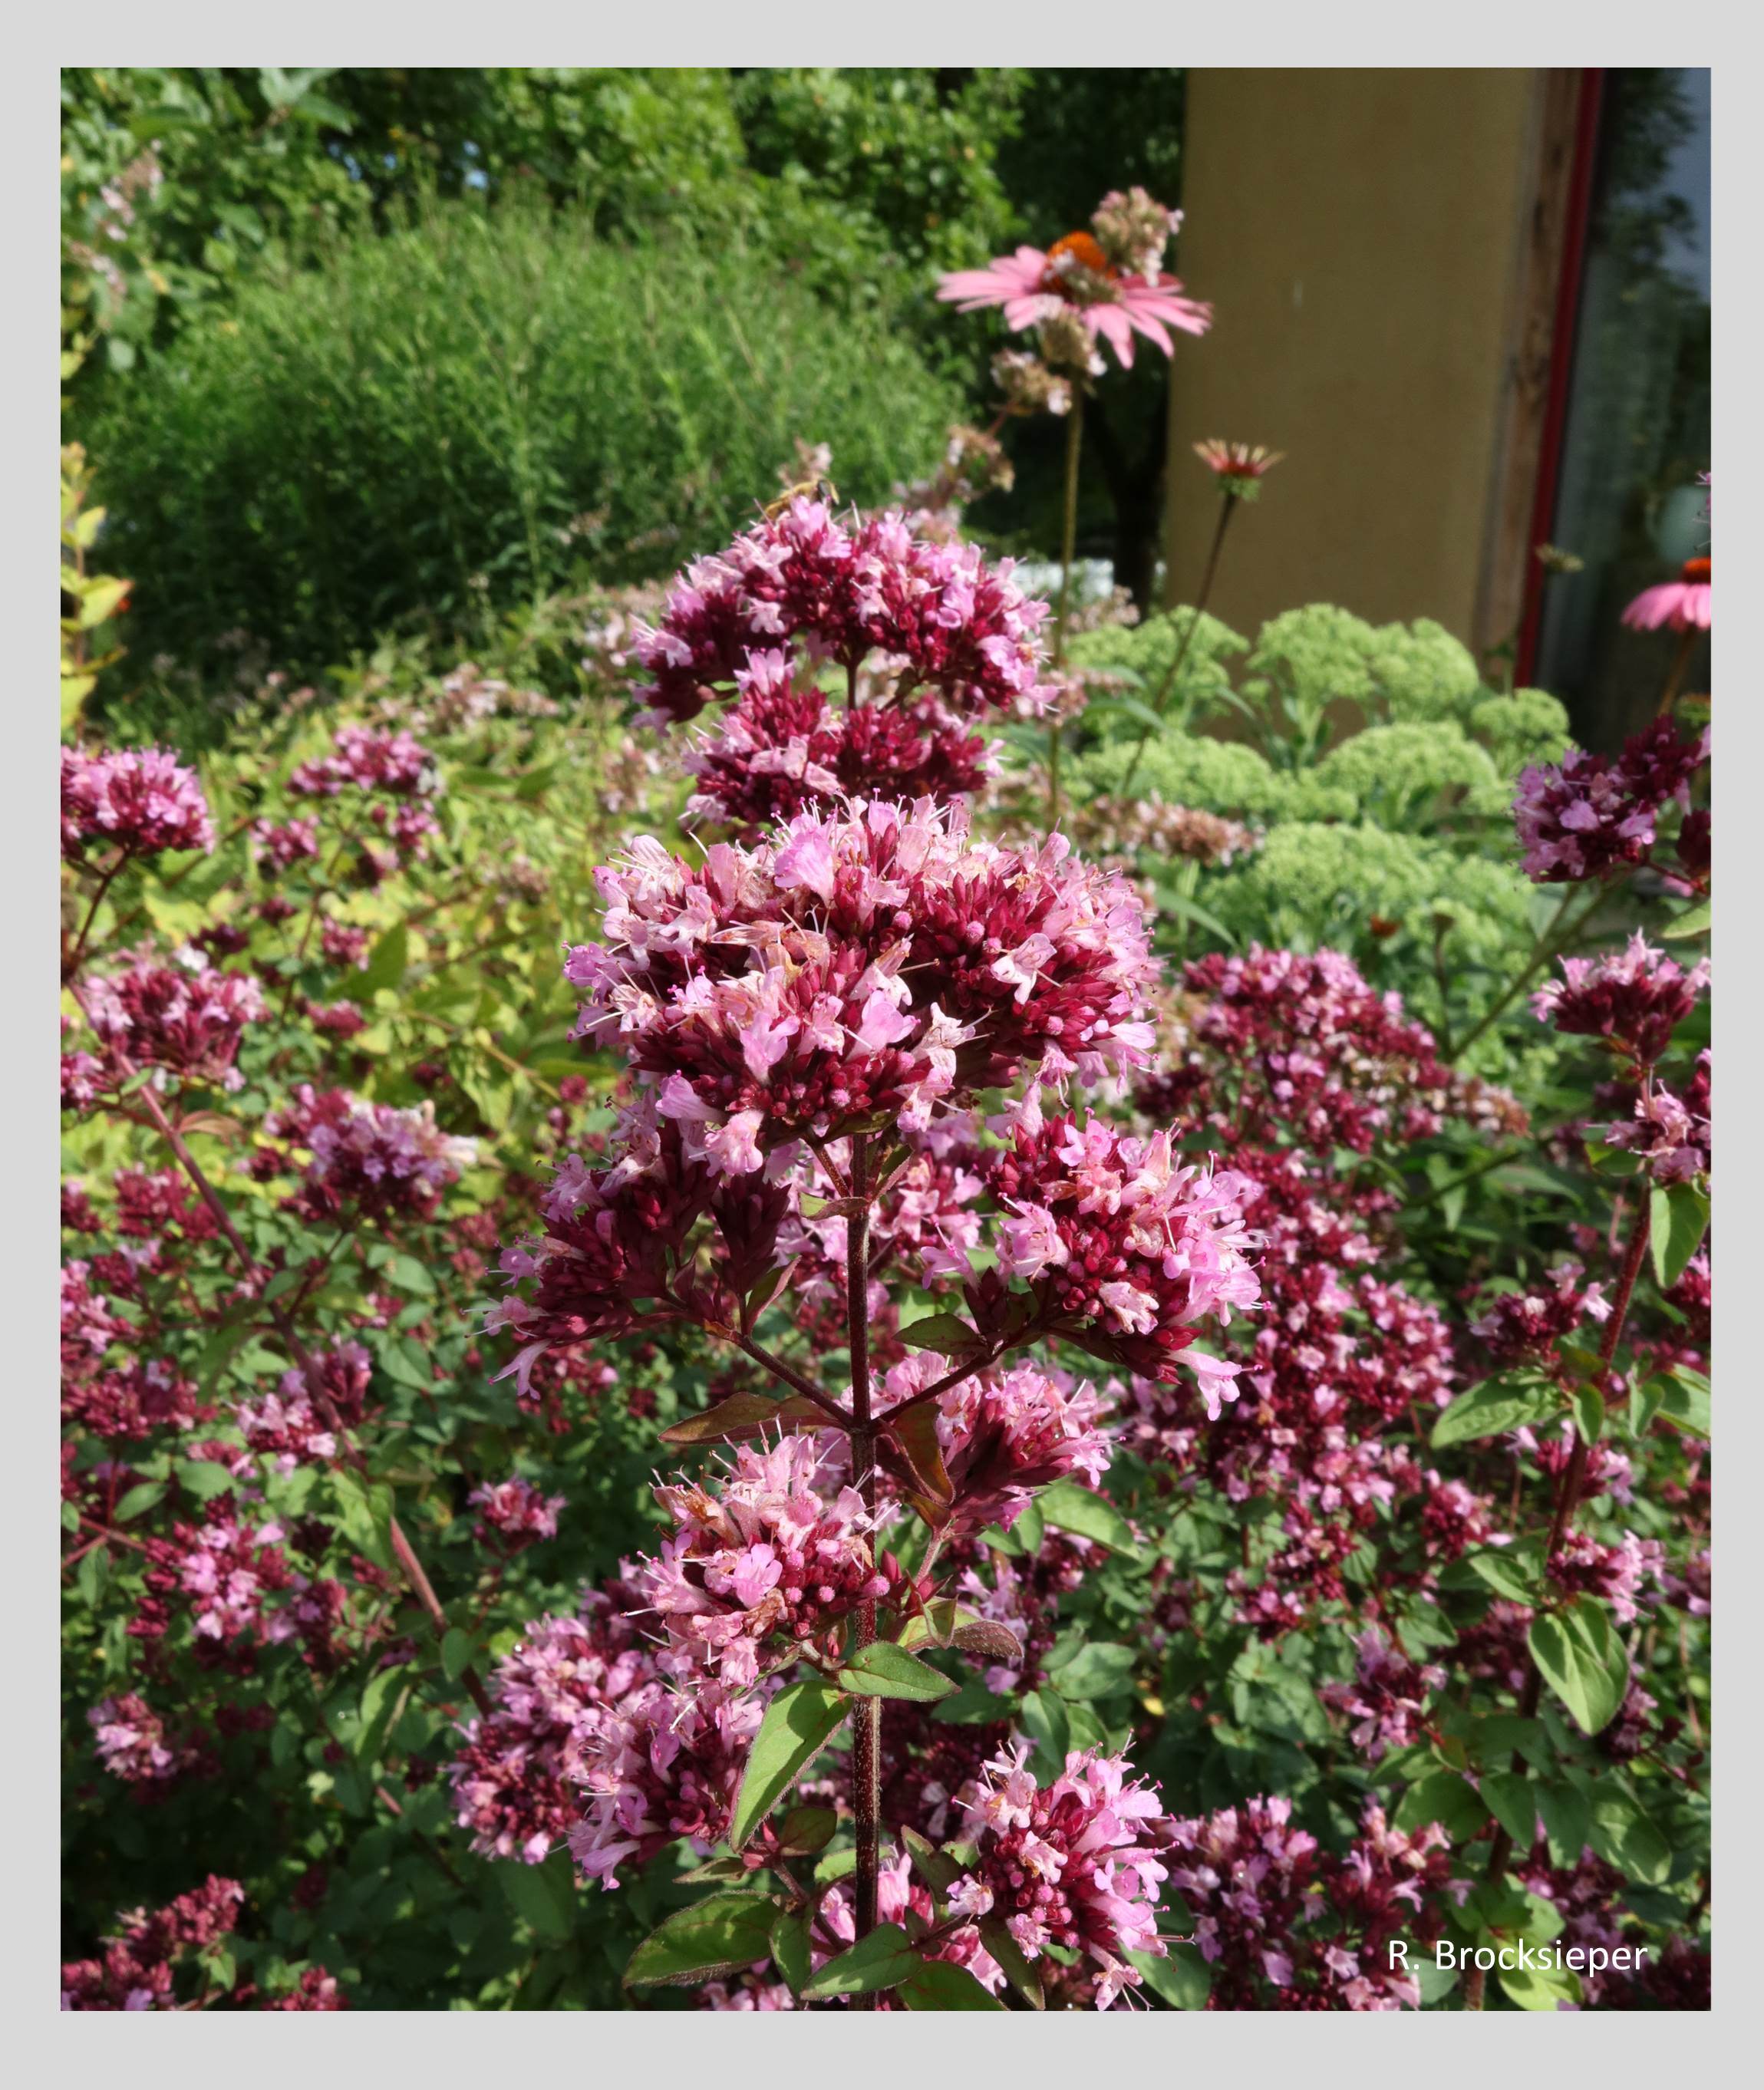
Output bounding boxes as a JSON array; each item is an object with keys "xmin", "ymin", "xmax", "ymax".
[{"xmin": 64, "ymin": 66, "xmax": 1192, "ymax": 711}]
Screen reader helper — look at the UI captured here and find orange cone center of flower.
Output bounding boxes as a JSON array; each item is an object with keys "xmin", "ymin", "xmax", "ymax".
[
  {"xmin": 1682, "ymin": 558, "xmax": 1711, "ymax": 584},
  {"xmin": 1041, "ymin": 230, "xmax": 1116, "ymax": 294}
]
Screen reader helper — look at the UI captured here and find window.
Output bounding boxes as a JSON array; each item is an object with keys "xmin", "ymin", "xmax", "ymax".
[{"xmin": 1530, "ymin": 69, "xmax": 1710, "ymax": 750}]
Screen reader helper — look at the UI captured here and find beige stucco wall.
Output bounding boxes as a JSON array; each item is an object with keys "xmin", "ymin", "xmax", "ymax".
[{"xmin": 1165, "ymin": 69, "xmax": 1541, "ymax": 647}]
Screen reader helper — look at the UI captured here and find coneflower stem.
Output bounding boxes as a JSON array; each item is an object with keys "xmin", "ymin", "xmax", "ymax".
[
  {"xmin": 1658, "ymin": 625, "xmax": 1698, "ymax": 717},
  {"xmin": 1049, "ymin": 389, "xmax": 1085, "ymax": 824},
  {"xmin": 1119, "ymin": 492, "xmax": 1239, "ymax": 799}
]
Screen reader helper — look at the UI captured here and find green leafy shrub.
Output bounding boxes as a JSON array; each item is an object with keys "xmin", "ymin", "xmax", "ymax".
[
  {"xmin": 1302, "ymin": 720, "xmax": 1510, "ymax": 823},
  {"xmin": 91, "ymin": 203, "xmax": 963, "ymax": 677},
  {"xmin": 1072, "ymin": 729, "xmax": 1332, "ymax": 823},
  {"xmin": 1207, "ymin": 819, "xmax": 1537, "ymax": 975},
  {"xmin": 1471, "ymin": 687, "xmax": 1574, "ymax": 775}
]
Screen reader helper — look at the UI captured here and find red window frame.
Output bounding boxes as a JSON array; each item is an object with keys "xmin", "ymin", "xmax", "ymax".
[{"xmin": 1515, "ymin": 68, "xmax": 1607, "ymax": 687}]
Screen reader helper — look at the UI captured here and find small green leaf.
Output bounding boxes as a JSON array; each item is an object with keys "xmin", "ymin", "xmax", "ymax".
[
  {"xmin": 497, "ymin": 1850, "xmax": 578, "ymax": 1946},
  {"xmin": 769, "ymin": 1909, "xmax": 813, "ymax": 1996},
  {"xmin": 839, "ymin": 1640, "xmax": 956, "ymax": 1703},
  {"xmin": 1528, "ymin": 1597, "xmax": 1629, "ymax": 1735},
  {"xmin": 1630, "ymin": 1376, "xmax": 1667, "ymax": 1436},
  {"xmin": 114, "ymin": 1481, "xmax": 166, "ymax": 1522},
  {"xmin": 1650, "ymin": 1182, "xmax": 1710, "ymax": 1291},
  {"xmin": 772, "ymin": 1804, "xmax": 838, "ymax": 1857},
  {"xmin": 1588, "ymin": 1788, "xmax": 1672, "ymax": 1885},
  {"xmin": 1041, "ymin": 1641, "xmax": 1137, "ymax": 1701},
  {"xmin": 1018, "ymin": 1689, "xmax": 1072, "ymax": 1781},
  {"xmin": 897, "ymin": 1312, "xmax": 984, "ymax": 1353},
  {"xmin": 1480, "ymin": 1771, "xmax": 1538, "ymax": 1851},
  {"xmin": 440, "ymin": 1628, "xmax": 475, "ymax": 1681},
  {"xmin": 355, "ymin": 1663, "xmax": 408, "ymax": 1769},
  {"xmin": 1571, "ymin": 1385, "xmax": 1605, "ymax": 1445},
  {"xmin": 625, "ymin": 1891, "xmax": 777, "ymax": 1987},
  {"xmin": 358, "ymin": 923, "xmax": 410, "ymax": 996},
  {"xmin": 386, "ymin": 1253, "xmax": 437, "ymax": 1297},
  {"xmin": 1431, "ymin": 1370, "xmax": 1560, "ymax": 1448},
  {"xmin": 898, "ymin": 1960, "xmax": 1005, "ymax": 2009},
  {"xmin": 1659, "ymin": 1362, "xmax": 1711, "ymax": 1436},
  {"xmin": 176, "ymin": 1459, "xmax": 236, "ymax": 1501},
  {"xmin": 1499, "ymin": 1959, "xmax": 1582, "ymax": 2010},
  {"xmin": 1660, "ymin": 898, "xmax": 1710, "ymax": 940},
  {"xmin": 1037, "ymin": 1478, "xmax": 1137, "ymax": 1554},
  {"xmin": 979, "ymin": 1917, "xmax": 1044, "ymax": 2009},
  {"xmin": 1537, "ymin": 1779, "xmax": 1593, "ymax": 1868},
  {"xmin": 900, "ymin": 1825, "xmax": 964, "ymax": 1897},
  {"xmin": 1394, "ymin": 1770, "xmax": 1489, "ymax": 1842},
  {"xmin": 1126, "ymin": 1942, "xmax": 1211, "ymax": 2009},
  {"xmin": 800, "ymin": 1921, "xmax": 918, "ymax": 1999},
  {"xmin": 730, "ymin": 1682, "xmax": 847, "ymax": 1849},
  {"xmin": 1460, "ymin": 1545, "xmax": 1539, "ymax": 1604}
]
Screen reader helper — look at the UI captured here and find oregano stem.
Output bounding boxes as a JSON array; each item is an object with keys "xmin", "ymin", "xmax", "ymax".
[
  {"xmin": 846, "ymin": 1132, "xmax": 882, "ymax": 1989},
  {"xmin": 1466, "ymin": 1193, "xmax": 1652, "ymax": 2006}
]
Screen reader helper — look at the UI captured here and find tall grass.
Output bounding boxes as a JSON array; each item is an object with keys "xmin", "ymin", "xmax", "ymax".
[{"xmin": 93, "ymin": 201, "xmax": 961, "ymax": 676}]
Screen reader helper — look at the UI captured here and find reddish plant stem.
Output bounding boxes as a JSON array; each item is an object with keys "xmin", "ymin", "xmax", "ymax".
[
  {"xmin": 710, "ymin": 1324, "xmax": 851, "ymax": 1430},
  {"xmin": 1465, "ymin": 1193, "xmax": 1652, "ymax": 2008},
  {"xmin": 846, "ymin": 1134, "xmax": 882, "ymax": 1994},
  {"xmin": 879, "ymin": 1342, "xmax": 1006, "ymax": 1422},
  {"xmin": 1658, "ymin": 625, "xmax": 1698, "ymax": 717},
  {"xmin": 63, "ymin": 846, "xmax": 129, "ymax": 984},
  {"xmin": 81, "ymin": 1009, "xmax": 493, "ymax": 1719}
]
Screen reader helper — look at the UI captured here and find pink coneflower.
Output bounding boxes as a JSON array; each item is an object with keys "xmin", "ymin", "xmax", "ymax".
[
  {"xmin": 1622, "ymin": 558, "xmax": 1711, "ymax": 633},
  {"xmin": 938, "ymin": 217, "xmax": 1211, "ymax": 370},
  {"xmin": 1194, "ymin": 440, "xmax": 1285, "ymax": 499}
]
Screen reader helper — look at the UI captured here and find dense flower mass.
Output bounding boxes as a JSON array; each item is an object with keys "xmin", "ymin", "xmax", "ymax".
[
  {"xmin": 922, "ymin": 1358, "xmax": 1113, "ymax": 1533},
  {"xmin": 1142, "ymin": 945, "xmax": 1454, "ymax": 1152},
  {"xmin": 89, "ymin": 1692, "xmax": 209, "ymax": 1794},
  {"xmin": 448, "ymin": 1576, "xmax": 766, "ymax": 1891},
  {"xmin": 645, "ymin": 1437, "xmax": 894, "ymax": 1687},
  {"xmin": 682, "ymin": 658, "xmax": 995, "ymax": 830},
  {"xmin": 631, "ymin": 498, "xmax": 1057, "ymax": 728},
  {"xmin": 1513, "ymin": 719, "xmax": 1709, "ymax": 885},
  {"xmin": 1602, "ymin": 1051, "xmax": 1710, "ymax": 1184},
  {"xmin": 1118, "ymin": 1141, "xmax": 1462, "ymax": 1633},
  {"xmin": 262, "ymin": 1086, "xmax": 477, "ymax": 1223},
  {"xmin": 61, "ymin": 744, "xmax": 216, "ymax": 860},
  {"xmin": 1533, "ymin": 933, "xmax": 1709, "ymax": 1068},
  {"xmin": 81, "ymin": 950, "xmax": 265, "ymax": 1090},
  {"xmin": 1319, "ymin": 1631, "xmax": 1446, "ymax": 1762},
  {"xmin": 470, "ymin": 1475, "xmax": 565, "ymax": 1549},
  {"xmin": 1471, "ymin": 1262, "xmax": 1610, "ymax": 1365},
  {"xmin": 291, "ymin": 724, "xmax": 435, "ymax": 799},
  {"xmin": 561, "ymin": 797, "xmax": 1159, "ymax": 1180},
  {"xmin": 974, "ymin": 1103, "xmax": 1261, "ymax": 1387},
  {"xmin": 450, "ymin": 1595, "xmax": 640, "ymax": 1865},
  {"xmin": 569, "ymin": 1666, "xmax": 768, "ymax": 1890},
  {"xmin": 61, "ymin": 1874, "xmax": 244, "ymax": 2010},
  {"xmin": 1166, "ymin": 1795, "xmax": 1455, "ymax": 2009},
  {"xmin": 948, "ymin": 1743, "xmax": 1174, "ymax": 2008}
]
